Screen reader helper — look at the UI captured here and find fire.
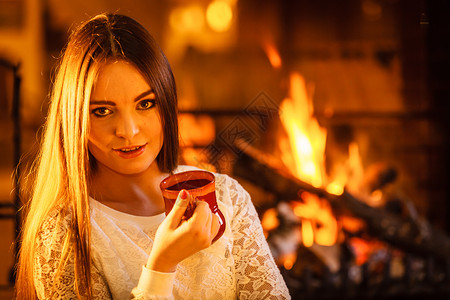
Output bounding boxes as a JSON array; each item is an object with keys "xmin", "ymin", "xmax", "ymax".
[
  {"xmin": 262, "ymin": 41, "xmax": 282, "ymax": 69},
  {"xmin": 278, "ymin": 77, "xmax": 364, "ymax": 196},
  {"xmin": 348, "ymin": 237, "xmax": 388, "ymax": 266},
  {"xmin": 261, "ymin": 43, "xmax": 367, "ymax": 267},
  {"xmin": 261, "ymin": 208, "xmax": 279, "ymax": 237},
  {"xmin": 278, "ymin": 71, "xmax": 362, "ymax": 248},
  {"xmin": 301, "ymin": 219, "xmax": 314, "ymax": 247},
  {"xmin": 343, "ymin": 141, "xmax": 365, "ymax": 195},
  {"xmin": 327, "ymin": 141, "xmax": 364, "ymax": 195},
  {"xmin": 293, "ymin": 192, "xmax": 338, "ymax": 247},
  {"xmin": 279, "ymin": 73, "xmax": 327, "ymax": 188},
  {"xmin": 281, "ymin": 253, "xmax": 297, "ymax": 270}
]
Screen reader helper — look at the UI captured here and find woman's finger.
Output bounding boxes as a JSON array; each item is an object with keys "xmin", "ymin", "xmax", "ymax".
[
  {"xmin": 189, "ymin": 200, "xmax": 210, "ymax": 225},
  {"xmin": 165, "ymin": 189, "xmax": 190, "ymax": 228},
  {"xmin": 188, "ymin": 200, "xmax": 220, "ymax": 244}
]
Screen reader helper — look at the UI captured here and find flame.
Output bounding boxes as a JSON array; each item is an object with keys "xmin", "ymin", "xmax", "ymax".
[
  {"xmin": 278, "ymin": 72, "xmax": 364, "ymax": 247},
  {"xmin": 326, "ymin": 164, "xmax": 348, "ymax": 195},
  {"xmin": 293, "ymin": 193, "xmax": 338, "ymax": 247},
  {"xmin": 282, "ymin": 253, "xmax": 297, "ymax": 270},
  {"xmin": 279, "ymin": 72, "xmax": 366, "ymax": 196},
  {"xmin": 261, "ymin": 43, "xmax": 368, "ymax": 263},
  {"xmin": 301, "ymin": 219, "xmax": 314, "ymax": 247},
  {"xmin": 341, "ymin": 215, "xmax": 366, "ymax": 233},
  {"xmin": 261, "ymin": 208, "xmax": 279, "ymax": 237},
  {"xmin": 349, "ymin": 237, "xmax": 371, "ymax": 265},
  {"xmin": 279, "ymin": 73, "xmax": 327, "ymax": 188},
  {"xmin": 344, "ymin": 142, "xmax": 365, "ymax": 194},
  {"xmin": 326, "ymin": 142, "xmax": 363, "ymax": 195},
  {"xmin": 349, "ymin": 237, "xmax": 388, "ymax": 266},
  {"xmin": 262, "ymin": 42, "xmax": 282, "ymax": 69}
]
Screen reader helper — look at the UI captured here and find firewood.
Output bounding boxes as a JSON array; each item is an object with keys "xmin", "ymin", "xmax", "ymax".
[{"xmin": 232, "ymin": 140, "xmax": 450, "ymax": 260}]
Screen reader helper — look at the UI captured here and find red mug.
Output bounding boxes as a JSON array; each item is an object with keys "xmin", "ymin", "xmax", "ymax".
[{"xmin": 160, "ymin": 170, "xmax": 226, "ymax": 243}]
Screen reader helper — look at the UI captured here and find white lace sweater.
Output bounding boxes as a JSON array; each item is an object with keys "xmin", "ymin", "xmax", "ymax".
[{"xmin": 34, "ymin": 166, "xmax": 290, "ymax": 299}]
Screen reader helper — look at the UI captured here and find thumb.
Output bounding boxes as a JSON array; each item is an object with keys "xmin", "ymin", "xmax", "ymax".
[{"xmin": 166, "ymin": 189, "xmax": 190, "ymax": 227}]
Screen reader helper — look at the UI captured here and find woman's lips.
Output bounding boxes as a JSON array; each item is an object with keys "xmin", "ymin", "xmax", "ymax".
[{"xmin": 114, "ymin": 144, "xmax": 146, "ymax": 159}]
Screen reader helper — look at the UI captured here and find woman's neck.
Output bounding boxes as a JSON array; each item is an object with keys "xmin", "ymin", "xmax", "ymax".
[{"xmin": 89, "ymin": 163, "xmax": 169, "ymax": 216}]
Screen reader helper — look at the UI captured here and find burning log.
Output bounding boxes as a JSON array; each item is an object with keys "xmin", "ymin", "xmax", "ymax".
[{"xmin": 232, "ymin": 140, "xmax": 450, "ymax": 261}]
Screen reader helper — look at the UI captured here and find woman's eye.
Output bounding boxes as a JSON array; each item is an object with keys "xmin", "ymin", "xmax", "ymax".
[
  {"xmin": 137, "ymin": 99, "xmax": 156, "ymax": 110},
  {"xmin": 91, "ymin": 107, "xmax": 112, "ymax": 117}
]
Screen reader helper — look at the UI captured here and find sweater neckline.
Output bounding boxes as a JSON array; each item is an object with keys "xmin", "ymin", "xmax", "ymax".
[{"xmin": 90, "ymin": 197, "xmax": 166, "ymax": 227}]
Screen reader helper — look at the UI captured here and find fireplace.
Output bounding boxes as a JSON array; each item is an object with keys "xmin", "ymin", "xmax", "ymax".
[
  {"xmin": 178, "ymin": 79, "xmax": 450, "ymax": 298},
  {"xmin": 174, "ymin": 1, "xmax": 450, "ymax": 298}
]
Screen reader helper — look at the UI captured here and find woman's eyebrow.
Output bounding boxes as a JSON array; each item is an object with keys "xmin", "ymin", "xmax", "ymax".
[
  {"xmin": 134, "ymin": 89, "xmax": 154, "ymax": 102},
  {"xmin": 89, "ymin": 90, "xmax": 154, "ymax": 105},
  {"xmin": 89, "ymin": 100, "xmax": 116, "ymax": 106}
]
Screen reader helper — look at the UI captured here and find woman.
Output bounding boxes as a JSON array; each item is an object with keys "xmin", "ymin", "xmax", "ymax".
[{"xmin": 15, "ymin": 13, "xmax": 290, "ymax": 299}]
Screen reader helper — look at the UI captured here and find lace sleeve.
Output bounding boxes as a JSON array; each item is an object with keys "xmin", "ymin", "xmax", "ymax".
[
  {"xmin": 229, "ymin": 178, "xmax": 291, "ymax": 299},
  {"xmin": 33, "ymin": 208, "xmax": 112, "ymax": 299}
]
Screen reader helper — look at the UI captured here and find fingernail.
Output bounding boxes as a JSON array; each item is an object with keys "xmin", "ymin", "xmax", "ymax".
[{"xmin": 175, "ymin": 190, "xmax": 188, "ymax": 207}]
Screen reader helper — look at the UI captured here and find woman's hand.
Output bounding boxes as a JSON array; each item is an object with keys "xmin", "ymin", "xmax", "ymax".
[{"xmin": 146, "ymin": 190, "xmax": 220, "ymax": 272}]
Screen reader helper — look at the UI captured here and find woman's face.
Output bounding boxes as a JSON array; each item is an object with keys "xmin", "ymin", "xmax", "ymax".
[{"xmin": 88, "ymin": 60, "xmax": 163, "ymax": 176}]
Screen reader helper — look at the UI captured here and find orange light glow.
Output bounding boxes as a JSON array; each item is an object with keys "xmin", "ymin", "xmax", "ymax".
[
  {"xmin": 178, "ymin": 113, "xmax": 217, "ymax": 172},
  {"xmin": 282, "ymin": 253, "xmax": 297, "ymax": 270},
  {"xmin": 261, "ymin": 208, "xmax": 279, "ymax": 236},
  {"xmin": 262, "ymin": 42, "xmax": 282, "ymax": 69},
  {"xmin": 169, "ymin": 5, "xmax": 204, "ymax": 33},
  {"xmin": 341, "ymin": 216, "xmax": 366, "ymax": 233},
  {"xmin": 349, "ymin": 237, "xmax": 371, "ymax": 265},
  {"xmin": 349, "ymin": 237, "xmax": 390, "ymax": 266},
  {"xmin": 206, "ymin": 1, "xmax": 233, "ymax": 32},
  {"xmin": 368, "ymin": 189, "xmax": 384, "ymax": 206},
  {"xmin": 346, "ymin": 142, "xmax": 364, "ymax": 190},
  {"xmin": 178, "ymin": 113, "xmax": 215, "ymax": 147},
  {"xmin": 301, "ymin": 219, "xmax": 314, "ymax": 247},
  {"xmin": 326, "ymin": 181, "xmax": 345, "ymax": 196}
]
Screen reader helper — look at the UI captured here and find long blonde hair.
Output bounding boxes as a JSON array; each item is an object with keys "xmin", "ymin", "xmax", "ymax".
[{"xmin": 15, "ymin": 13, "xmax": 178, "ymax": 299}]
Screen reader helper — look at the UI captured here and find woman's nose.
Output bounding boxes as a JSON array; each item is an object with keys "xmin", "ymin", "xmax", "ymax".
[{"xmin": 115, "ymin": 114, "xmax": 139, "ymax": 139}]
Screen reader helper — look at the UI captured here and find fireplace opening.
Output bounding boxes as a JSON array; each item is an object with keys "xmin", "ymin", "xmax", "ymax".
[
  {"xmin": 178, "ymin": 79, "xmax": 450, "ymax": 298},
  {"xmin": 175, "ymin": 2, "xmax": 450, "ymax": 298}
]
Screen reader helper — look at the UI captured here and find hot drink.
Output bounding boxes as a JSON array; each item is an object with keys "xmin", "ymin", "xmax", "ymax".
[
  {"xmin": 167, "ymin": 179, "xmax": 211, "ymax": 191},
  {"xmin": 160, "ymin": 170, "xmax": 226, "ymax": 243}
]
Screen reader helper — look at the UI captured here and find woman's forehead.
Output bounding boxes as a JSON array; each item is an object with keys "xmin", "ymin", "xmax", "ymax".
[{"xmin": 91, "ymin": 60, "xmax": 152, "ymax": 102}]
